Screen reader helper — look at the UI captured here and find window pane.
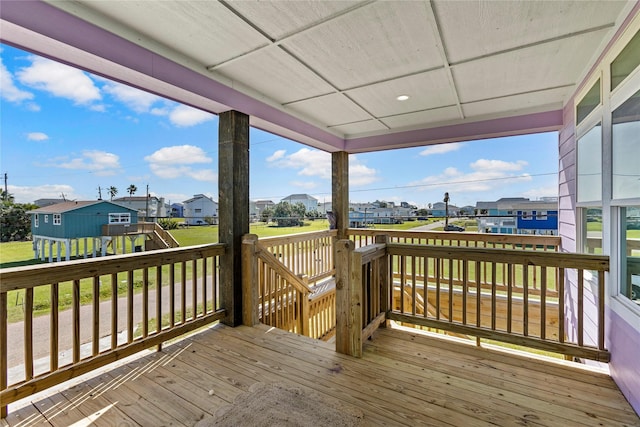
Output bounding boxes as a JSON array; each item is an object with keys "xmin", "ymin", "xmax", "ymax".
[
  {"xmin": 583, "ymin": 208, "xmax": 602, "ymax": 254},
  {"xmin": 577, "ymin": 124, "xmax": 602, "ymax": 203},
  {"xmin": 611, "ymin": 29, "xmax": 640, "ymax": 91},
  {"xmin": 612, "ymin": 88, "xmax": 640, "ymax": 199},
  {"xmin": 620, "ymin": 206, "xmax": 640, "ymax": 302},
  {"xmin": 577, "ymin": 79, "xmax": 600, "ymax": 124}
]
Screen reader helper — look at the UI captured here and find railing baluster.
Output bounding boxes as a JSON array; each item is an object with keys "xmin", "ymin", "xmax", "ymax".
[
  {"xmin": 92, "ymin": 276, "xmax": 99, "ymax": 356},
  {"xmin": 192, "ymin": 259, "xmax": 198, "ymax": 319},
  {"xmin": 25, "ymin": 287, "xmax": 34, "ymax": 380},
  {"xmin": 435, "ymin": 258, "xmax": 441, "ymax": 320},
  {"xmin": 169, "ymin": 264, "xmax": 175, "ymax": 327},
  {"xmin": 111, "ymin": 273, "xmax": 117, "ymax": 350},
  {"xmin": 411, "ymin": 256, "xmax": 417, "ymax": 316},
  {"xmin": 127, "ymin": 270, "xmax": 134, "ymax": 343},
  {"xmin": 558, "ymin": 267, "xmax": 565, "ymax": 343},
  {"xmin": 156, "ymin": 265, "xmax": 162, "ymax": 351},
  {"xmin": 448, "ymin": 258, "xmax": 453, "ymax": 323},
  {"xmin": 523, "ymin": 264, "xmax": 529, "ymax": 337},
  {"xmin": 142, "ymin": 267, "xmax": 149, "ymax": 337},
  {"xmin": 462, "ymin": 260, "xmax": 468, "ymax": 325},
  {"xmin": 50, "ymin": 283, "xmax": 59, "ymax": 371},
  {"xmin": 181, "ymin": 261, "xmax": 187, "ymax": 323},
  {"xmin": 491, "ymin": 263, "xmax": 497, "ymax": 331},
  {"xmin": 1, "ymin": 291, "xmax": 7, "ymax": 418},
  {"xmin": 73, "ymin": 280, "xmax": 80, "ymax": 363},
  {"xmin": 507, "ymin": 264, "xmax": 513, "ymax": 334},
  {"xmin": 577, "ymin": 269, "xmax": 584, "ymax": 347},
  {"xmin": 202, "ymin": 257, "xmax": 207, "ymax": 314},
  {"xmin": 541, "ymin": 267, "xmax": 547, "ymax": 340},
  {"xmin": 598, "ymin": 270, "xmax": 605, "ymax": 351}
]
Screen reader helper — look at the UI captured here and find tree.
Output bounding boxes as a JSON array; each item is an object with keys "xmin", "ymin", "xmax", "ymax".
[
  {"xmin": 1, "ymin": 190, "xmax": 15, "ymax": 204},
  {"xmin": 272, "ymin": 202, "xmax": 303, "ymax": 227},
  {"xmin": 0, "ymin": 200, "xmax": 37, "ymax": 242},
  {"xmin": 127, "ymin": 184, "xmax": 137, "ymax": 197},
  {"xmin": 108, "ymin": 186, "xmax": 118, "ymax": 201}
]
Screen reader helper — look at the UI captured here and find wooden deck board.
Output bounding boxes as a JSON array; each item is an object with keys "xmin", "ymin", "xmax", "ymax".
[{"xmin": 4, "ymin": 323, "xmax": 638, "ymax": 426}]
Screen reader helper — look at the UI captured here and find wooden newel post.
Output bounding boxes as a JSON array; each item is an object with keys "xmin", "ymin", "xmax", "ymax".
[
  {"xmin": 375, "ymin": 235, "xmax": 390, "ymax": 327},
  {"xmin": 242, "ymin": 234, "xmax": 259, "ymax": 326},
  {"xmin": 336, "ymin": 239, "xmax": 363, "ymax": 357},
  {"xmin": 299, "ymin": 274, "xmax": 310, "ymax": 337}
]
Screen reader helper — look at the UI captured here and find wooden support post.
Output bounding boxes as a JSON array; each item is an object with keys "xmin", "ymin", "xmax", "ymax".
[
  {"xmin": 332, "ymin": 152, "xmax": 349, "ymax": 241},
  {"xmin": 242, "ymin": 234, "xmax": 259, "ymax": 326},
  {"xmin": 336, "ymin": 239, "xmax": 362, "ymax": 357},
  {"xmin": 219, "ymin": 110, "xmax": 250, "ymax": 327}
]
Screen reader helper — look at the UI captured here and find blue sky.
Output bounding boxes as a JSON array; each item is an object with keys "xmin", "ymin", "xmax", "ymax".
[{"xmin": 1, "ymin": 44, "xmax": 558, "ymax": 209}]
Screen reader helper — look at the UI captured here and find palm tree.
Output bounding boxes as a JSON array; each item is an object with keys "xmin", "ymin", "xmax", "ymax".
[
  {"xmin": 127, "ymin": 184, "xmax": 137, "ymax": 197},
  {"xmin": 0, "ymin": 190, "xmax": 15, "ymax": 204},
  {"xmin": 108, "ymin": 186, "xmax": 118, "ymax": 201}
]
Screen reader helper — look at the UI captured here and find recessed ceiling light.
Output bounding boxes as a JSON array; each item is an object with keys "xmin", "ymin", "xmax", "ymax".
[{"xmin": 396, "ymin": 95, "xmax": 410, "ymax": 101}]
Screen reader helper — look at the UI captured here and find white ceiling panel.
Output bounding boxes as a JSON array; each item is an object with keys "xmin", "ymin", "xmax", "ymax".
[
  {"xmin": 435, "ymin": 0, "xmax": 627, "ymax": 64},
  {"xmin": 13, "ymin": 0, "xmax": 633, "ymax": 153},
  {"xmin": 345, "ymin": 69, "xmax": 456, "ymax": 117},
  {"xmin": 282, "ymin": 1, "xmax": 443, "ymax": 90},
  {"xmin": 226, "ymin": 1, "xmax": 366, "ymax": 41},
  {"xmin": 80, "ymin": 1, "xmax": 268, "ymax": 65},
  {"xmin": 461, "ymin": 87, "xmax": 572, "ymax": 118},
  {"xmin": 286, "ymin": 93, "xmax": 372, "ymax": 127},
  {"xmin": 452, "ymin": 28, "xmax": 612, "ymax": 103},
  {"xmin": 216, "ymin": 46, "xmax": 335, "ymax": 104},
  {"xmin": 329, "ymin": 120, "xmax": 389, "ymax": 137},
  {"xmin": 380, "ymin": 106, "xmax": 462, "ymax": 130}
]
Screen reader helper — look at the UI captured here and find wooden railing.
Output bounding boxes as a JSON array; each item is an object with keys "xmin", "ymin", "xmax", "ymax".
[
  {"xmin": 335, "ymin": 238, "xmax": 610, "ymax": 362},
  {"xmin": 257, "ymin": 229, "xmax": 337, "ymax": 285},
  {"xmin": 349, "ymin": 228, "xmax": 560, "ymax": 249},
  {"xmin": 335, "ymin": 237, "xmax": 389, "ymax": 357},
  {"xmin": 0, "ymin": 243, "xmax": 225, "ymax": 417},
  {"xmin": 242, "ymin": 233, "xmax": 336, "ymax": 340},
  {"xmin": 101, "ymin": 222, "xmax": 180, "ymax": 249}
]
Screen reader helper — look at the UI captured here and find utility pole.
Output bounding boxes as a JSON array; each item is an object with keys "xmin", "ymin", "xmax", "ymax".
[
  {"xmin": 4, "ymin": 173, "xmax": 7, "ymax": 196},
  {"xmin": 444, "ymin": 192, "xmax": 450, "ymax": 226},
  {"xmin": 97, "ymin": 187, "xmax": 103, "ymax": 200},
  {"xmin": 145, "ymin": 184, "xmax": 149, "ymax": 221}
]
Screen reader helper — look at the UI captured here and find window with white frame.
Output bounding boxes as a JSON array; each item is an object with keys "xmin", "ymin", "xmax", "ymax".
[
  {"xmin": 610, "ymin": 28, "xmax": 640, "ymax": 305},
  {"xmin": 34, "ymin": 214, "xmax": 39, "ymax": 228},
  {"xmin": 536, "ymin": 211, "xmax": 548, "ymax": 220},
  {"xmin": 53, "ymin": 214, "xmax": 61, "ymax": 225},
  {"xmin": 109, "ymin": 213, "xmax": 131, "ymax": 224},
  {"xmin": 577, "ymin": 123, "xmax": 602, "ymax": 204},
  {"xmin": 44, "ymin": 215, "xmax": 48, "ymax": 223},
  {"xmin": 521, "ymin": 211, "xmax": 532, "ymax": 220}
]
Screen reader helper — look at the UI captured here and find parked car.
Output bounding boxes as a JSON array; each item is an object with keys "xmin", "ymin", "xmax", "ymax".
[{"xmin": 444, "ymin": 224, "xmax": 465, "ymax": 232}]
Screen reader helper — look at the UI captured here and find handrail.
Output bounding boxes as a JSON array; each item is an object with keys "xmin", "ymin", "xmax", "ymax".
[
  {"xmin": 348, "ymin": 228, "xmax": 561, "ymax": 250},
  {"xmin": 1, "ymin": 243, "xmax": 225, "ymax": 418},
  {"xmin": 335, "ymin": 238, "xmax": 610, "ymax": 362}
]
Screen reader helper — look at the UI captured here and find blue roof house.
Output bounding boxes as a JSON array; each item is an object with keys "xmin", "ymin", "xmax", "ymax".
[{"xmin": 29, "ymin": 200, "xmax": 139, "ymax": 262}]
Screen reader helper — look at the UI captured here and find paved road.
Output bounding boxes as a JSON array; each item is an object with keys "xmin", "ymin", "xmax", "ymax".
[
  {"xmin": 6, "ymin": 279, "xmax": 210, "ymax": 383},
  {"xmin": 410, "ymin": 220, "xmax": 446, "ymax": 231}
]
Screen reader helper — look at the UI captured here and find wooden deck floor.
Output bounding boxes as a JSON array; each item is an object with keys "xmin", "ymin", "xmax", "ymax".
[{"xmin": 2, "ymin": 323, "xmax": 638, "ymax": 426}]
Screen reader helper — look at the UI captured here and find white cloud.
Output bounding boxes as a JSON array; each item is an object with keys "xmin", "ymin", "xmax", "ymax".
[
  {"xmin": 0, "ymin": 56, "xmax": 35, "ymax": 103},
  {"xmin": 266, "ymin": 150, "xmax": 286, "ymax": 162},
  {"xmin": 169, "ymin": 105, "xmax": 214, "ymax": 127},
  {"xmin": 419, "ymin": 143, "xmax": 462, "ymax": 156},
  {"xmin": 290, "ymin": 181, "xmax": 318, "ymax": 190},
  {"xmin": 145, "ymin": 145, "xmax": 212, "ymax": 165},
  {"xmin": 17, "ymin": 56, "xmax": 101, "ymax": 105},
  {"xmin": 267, "ymin": 148, "xmax": 380, "ymax": 187},
  {"xmin": 145, "ymin": 145, "xmax": 215, "ymax": 181},
  {"xmin": 410, "ymin": 159, "xmax": 532, "ymax": 193},
  {"xmin": 27, "ymin": 132, "xmax": 49, "ymax": 141},
  {"xmin": 8, "ymin": 184, "xmax": 77, "ymax": 204},
  {"xmin": 57, "ymin": 150, "xmax": 121, "ymax": 176},
  {"xmin": 102, "ymin": 81, "xmax": 162, "ymax": 113},
  {"xmin": 471, "ymin": 159, "xmax": 527, "ymax": 171}
]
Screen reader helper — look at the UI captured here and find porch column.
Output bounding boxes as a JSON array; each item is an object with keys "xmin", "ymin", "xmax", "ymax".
[
  {"xmin": 219, "ymin": 110, "xmax": 249, "ymax": 326},
  {"xmin": 332, "ymin": 151, "xmax": 349, "ymax": 240}
]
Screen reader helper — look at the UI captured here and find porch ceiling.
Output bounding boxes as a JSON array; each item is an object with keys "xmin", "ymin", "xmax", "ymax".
[{"xmin": 0, "ymin": 1, "xmax": 635, "ymax": 152}]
